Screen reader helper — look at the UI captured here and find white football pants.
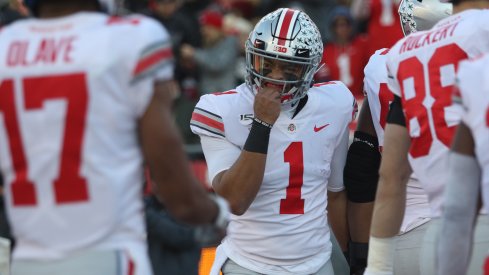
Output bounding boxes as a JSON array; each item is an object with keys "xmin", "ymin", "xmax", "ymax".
[{"xmin": 420, "ymin": 215, "xmax": 489, "ymax": 275}]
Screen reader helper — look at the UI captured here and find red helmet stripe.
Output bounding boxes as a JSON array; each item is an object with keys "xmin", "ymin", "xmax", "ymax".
[{"xmin": 277, "ymin": 9, "xmax": 296, "ymax": 46}]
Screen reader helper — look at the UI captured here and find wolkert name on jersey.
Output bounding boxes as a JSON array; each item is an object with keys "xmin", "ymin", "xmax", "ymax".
[{"xmin": 399, "ymin": 21, "xmax": 458, "ymax": 54}]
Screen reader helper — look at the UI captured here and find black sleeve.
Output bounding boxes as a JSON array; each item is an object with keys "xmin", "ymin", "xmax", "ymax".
[
  {"xmin": 343, "ymin": 131, "xmax": 381, "ymax": 203},
  {"xmin": 386, "ymin": 95, "xmax": 406, "ymax": 127}
]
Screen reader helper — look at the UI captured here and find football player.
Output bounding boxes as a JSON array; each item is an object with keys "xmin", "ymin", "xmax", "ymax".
[
  {"xmin": 436, "ymin": 54, "xmax": 489, "ymax": 275},
  {"xmin": 191, "ymin": 8, "xmax": 356, "ymax": 275},
  {"xmin": 345, "ymin": 2, "xmax": 452, "ymax": 273},
  {"xmin": 346, "ymin": 49, "xmax": 432, "ymax": 275},
  {"xmin": 0, "ymin": 0, "xmax": 229, "ymax": 274},
  {"xmin": 365, "ymin": 0, "xmax": 489, "ymax": 274}
]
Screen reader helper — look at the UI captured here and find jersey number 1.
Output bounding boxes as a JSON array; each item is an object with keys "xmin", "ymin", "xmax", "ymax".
[
  {"xmin": 280, "ymin": 142, "xmax": 305, "ymax": 214},
  {"xmin": 0, "ymin": 73, "xmax": 89, "ymax": 206}
]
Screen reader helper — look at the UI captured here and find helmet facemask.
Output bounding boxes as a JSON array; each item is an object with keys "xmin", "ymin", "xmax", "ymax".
[
  {"xmin": 245, "ymin": 40, "xmax": 320, "ymax": 105},
  {"xmin": 245, "ymin": 8, "xmax": 323, "ymax": 106}
]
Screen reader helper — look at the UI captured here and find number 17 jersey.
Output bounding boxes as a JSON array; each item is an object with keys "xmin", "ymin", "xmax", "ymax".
[{"xmin": 0, "ymin": 12, "xmax": 173, "ymax": 260}]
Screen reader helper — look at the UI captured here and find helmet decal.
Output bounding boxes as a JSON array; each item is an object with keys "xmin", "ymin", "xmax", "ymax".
[
  {"xmin": 398, "ymin": 0, "xmax": 453, "ymax": 36},
  {"xmin": 273, "ymin": 9, "xmax": 300, "ymax": 46}
]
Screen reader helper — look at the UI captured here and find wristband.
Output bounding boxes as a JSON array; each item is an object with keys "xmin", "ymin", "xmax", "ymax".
[
  {"xmin": 365, "ymin": 236, "xmax": 395, "ymax": 275},
  {"xmin": 243, "ymin": 119, "xmax": 272, "ymax": 154},
  {"xmin": 253, "ymin": 117, "xmax": 273, "ymax": 129}
]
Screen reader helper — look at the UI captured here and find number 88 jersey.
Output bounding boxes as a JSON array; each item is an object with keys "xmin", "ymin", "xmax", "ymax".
[{"xmin": 385, "ymin": 9, "xmax": 489, "ymax": 217}]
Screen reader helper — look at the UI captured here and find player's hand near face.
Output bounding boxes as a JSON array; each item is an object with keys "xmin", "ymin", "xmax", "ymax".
[{"xmin": 254, "ymin": 86, "xmax": 281, "ymax": 125}]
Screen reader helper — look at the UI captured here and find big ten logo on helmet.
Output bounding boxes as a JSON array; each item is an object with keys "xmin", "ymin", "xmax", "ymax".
[{"xmin": 273, "ymin": 45, "xmax": 287, "ymax": 53}]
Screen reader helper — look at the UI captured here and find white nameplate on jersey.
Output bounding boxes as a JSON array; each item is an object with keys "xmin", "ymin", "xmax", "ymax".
[{"xmin": 239, "ymin": 114, "xmax": 254, "ymax": 126}]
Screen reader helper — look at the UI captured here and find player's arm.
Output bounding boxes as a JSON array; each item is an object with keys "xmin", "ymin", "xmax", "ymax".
[
  {"xmin": 344, "ymin": 98, "xmax": 381, "ymax": 271},
  {"xmin": 366, "ymin": 95, "xmax": 412, "ymax": 275},
  {"xmin": 212, "ymin": 87, "xmax": 281, "ymax": 215},
  {"xmin": 328, "ymin": 190, "xmax": 348, "ymax": 250},
  {"xmin": 139, "ymin": 80, "xmax": 225, "ymax": 225},
  {"xmin": 212, "ymin": 150, "xmax": 267, "ymax": 216},
  {"xmin": 345, "ymin": 98, "xmax": 380, "ymax": 238},
  {"xmin": 437, "ymin": 122, "xmax": 481, "ymax": 275},
  {"xmin": 328, "ymin": 128, "xmax": 350, "ymax": 252}
]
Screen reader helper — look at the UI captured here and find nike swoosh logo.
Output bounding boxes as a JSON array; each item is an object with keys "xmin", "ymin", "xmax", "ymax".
[{"xmin": 314, "ymin": 124, "xmax": 330, "ymax": 132}]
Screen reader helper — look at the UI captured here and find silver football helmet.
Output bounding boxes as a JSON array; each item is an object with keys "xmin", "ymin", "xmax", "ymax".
[
  {"xmin": 399, "ymin": 0, "xmax": 453, "ymax": 36},
  {"xmin": 245, "ymin": 8, "xmax": 323, "ymax": 105}
]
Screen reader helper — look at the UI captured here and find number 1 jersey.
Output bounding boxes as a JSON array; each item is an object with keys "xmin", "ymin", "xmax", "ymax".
[{"xmin": 191, "ymin": 82, "xmax": 355, "ymax": 274}]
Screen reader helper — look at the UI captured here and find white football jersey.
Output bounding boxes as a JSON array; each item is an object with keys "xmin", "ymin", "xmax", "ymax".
[
  {"xmin": 456, "ymin": 54, "xmax": 489, "ymax": 215},
  {"xmin": 0, "ymin": 12, "xmax": 173, "ymax": 264},
  {"xmin": 364, "ymin": 48, "xmax": 393, "ymax": 147},
  {"xmin": 385, "ymin": 9, "xmax": 489, "ymax": 217},
  {"xmin": 191, "ymin": 82, "xmax": 355, "ymax": 274},
  {"xmin": 364, "ymin": 49, "xmax": 431, "ymax": 231}
]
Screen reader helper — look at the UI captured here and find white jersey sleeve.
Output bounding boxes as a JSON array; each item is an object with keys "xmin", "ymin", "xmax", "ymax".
[
  {"xmin": 327, "ymin": 128, "xmax": 349, "ymax": 192},
  {"xmin": 456, "ymin": 55, "xmax": 486, "ymax": 126},
  {"xmin": 125, "ymin": 15, "xmax": 174, "ymax": 118},
  {"xmin": 364, "ymin": 48, "xmax": 394, "ymax": 146},
  {"xmin": 190, "ymin": 90, "xmax": 242, "ymax": 183},
  {"xmin": 385, "ymin": 52, "xmax": 402, "ymax": 98},
  {"xmin": 190, "ymin": 93, "xmax": 227, "ymax": 139},
  {"xmin": 199, "ymin": 135, "xmax": 241, "ymax": 184}
]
